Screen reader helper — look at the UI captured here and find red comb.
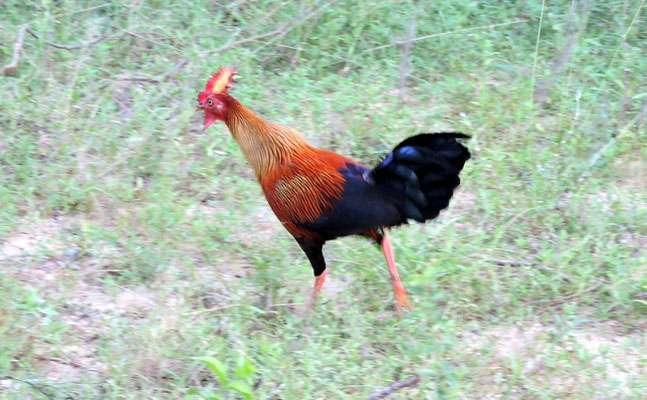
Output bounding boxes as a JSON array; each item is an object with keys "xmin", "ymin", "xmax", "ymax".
[{"xmin": 197, "ymin": 66, "xmax": 235, "ymax": 102}]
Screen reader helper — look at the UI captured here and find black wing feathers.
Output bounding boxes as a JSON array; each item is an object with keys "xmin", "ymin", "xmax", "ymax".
[{"xmin": 371, "ymin": 132, "xmax": 470, "ymax": 224}]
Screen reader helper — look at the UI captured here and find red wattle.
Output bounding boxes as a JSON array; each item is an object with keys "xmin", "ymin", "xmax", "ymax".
[{"xmin": 203, "ymin": 113, "xmax": 217, "ymax": 131}]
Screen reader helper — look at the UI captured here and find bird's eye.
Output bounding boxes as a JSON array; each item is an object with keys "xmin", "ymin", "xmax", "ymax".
[{"xmin": 207, "ymin": 99, "xmax": 214, "ymax": 106}]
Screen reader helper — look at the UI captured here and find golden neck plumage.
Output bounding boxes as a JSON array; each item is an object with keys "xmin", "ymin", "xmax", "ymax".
[{"xmin": 224, "ymin": 99, "xmax": 310, "ymax": 180}]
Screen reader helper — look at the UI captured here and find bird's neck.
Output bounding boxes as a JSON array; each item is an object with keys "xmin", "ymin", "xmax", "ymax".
[{"xmin": 223, "ymin": 97, "xmax": 310, "ymax": 180}]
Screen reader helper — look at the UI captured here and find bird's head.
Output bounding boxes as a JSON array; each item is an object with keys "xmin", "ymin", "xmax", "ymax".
[{"xmin": 196, "ymin": 66, "xmax": 235, "ymax": 130}]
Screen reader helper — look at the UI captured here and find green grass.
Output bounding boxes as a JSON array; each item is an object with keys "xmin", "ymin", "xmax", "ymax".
[{"xmin": 1, "ymin": 0, "xmax": 646, "ymax": 398}]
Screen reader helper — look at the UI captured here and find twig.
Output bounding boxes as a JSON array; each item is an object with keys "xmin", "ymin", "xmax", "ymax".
[
  {"xmin": 0, "ymin": 376, "xmax": 54, "ymax": 399},
  {"xmin": 533, "ymin": 281, "xmax": 604, "ymax": 308},
  {"xmin": 256, "ymin": 1, "xmax": 337, "ymax": 61},
  {"xmin": 577, "ymin": 138, "xmax": 616, "ymax": 182},
  {"xmin": 114, "ymin": 0, "xmax": 142, "ymax": 20},
  {"xmin": 2, "ymin": 26, "xmax": 27, "ymax": 76},
  {"xmin": 25, "ymin": 27, "xmax": 122, "ymax": 50},
  {"xmin": 530, "ymin": 0, "xmax": 546, "ymax": 106},
  {"xmin": 502, "ymin": 205, "xmax": 542, "ymax": 229},
  {"xmin": 183, "ymin": 302, "xmax": 304, "ymax": 316},
  {"xmin": 363, "ymin": 19, "xmax": 528, "ymax": 52},
  {"xmin": 608, "ymin": 0, "xmax": 646, "ymax": 68},
  {"xmin": 398, "ymin": 15, "xmax": 416, "ymax": 104},
  {"xmin": 46, "ymin": 357, "xmax": 107, "ymax": 376},
  {"xmin": 119, "ymin": 28, "xmax": 175, "ymax": 50},
  {"xmin": 631, "ymin": 97, "xmax": 647, "ymax": 128},
  {"xmin": 486, "ymin": 258, "xmax": 533, "ymax": 267},
  {"xmin": 115, "ymin": 58, "xmax": 188, "ymax": 86},
  {"xmin": 161, "ymin": 58, "xmax": 188, "ymax": 81},
  {"xmin": 268, "ymin": 302, "xmax": 304, "ymax": 308},
  {"xmin": 18, "ymin": 1, "xmax": 137, "ymax": 55},
  {"xmin": 577, "ymin": 94, "xmax": 647, "ymax": 180},
  {"xmin": 365, "ymin": 375, "xmax": 420, "ymax": 399},
  {"xmin": 534, "ymin": 0, "xmax": 590, "ymax": 105},
  {"xmin": 258, "ymin": 41, "xmax": 303, "ymax": 51},
  {"xmin": 586, "ymin": 139, "xmax": 616, "ymax": 168},
  {"xmin": 617, "ymin": 97, "xmax": 647, "ymax": 135},
  {"xmin": 211, "ymin": 28, "xmax": 285, "ymax": 53},
  {"xmin": 50, "ymin": 3, "xmax": 113, "ymax": 19},
  {"xmin": 115, "ymin": 76, "xmax": 160, "ymax": 83},
  {"xmin": 484, "ymin": 257, "xmax": 571, "ymax": 281},
  {"xmin": 183, "ymin": 304, "xmax": 244, "ymax": 316}
]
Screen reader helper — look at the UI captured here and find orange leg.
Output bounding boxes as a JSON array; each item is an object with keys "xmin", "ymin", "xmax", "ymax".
[
  {"xmin": 305, "ymin": 269, "xmax": 326, "ymax": 311},
  {"xmin": 380, "ymin": 234, "xmax": 412, "ymax": 314}
]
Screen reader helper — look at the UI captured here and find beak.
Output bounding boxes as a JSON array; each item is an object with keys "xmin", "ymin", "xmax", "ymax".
[{"xmin": 196, "ymin": 102, "xmax": 204, "ymax": 111}]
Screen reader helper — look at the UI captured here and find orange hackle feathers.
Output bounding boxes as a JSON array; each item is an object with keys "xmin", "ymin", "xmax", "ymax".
[
  {"xmin": 197, "ymin": 66, "xmax": 235, "ymax": 102},
  {"xmin": 222, "ymin": 99, "xmax": 309, "ymax": 177}
]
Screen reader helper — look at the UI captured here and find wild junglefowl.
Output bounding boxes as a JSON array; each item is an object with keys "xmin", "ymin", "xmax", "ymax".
[{"xmin": 196, "ymin": 67, "xmax": 470, "ymax": 314}]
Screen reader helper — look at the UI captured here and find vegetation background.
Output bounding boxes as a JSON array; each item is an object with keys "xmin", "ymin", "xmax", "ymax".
[{"xmin": 1, "ymin": 0, "xmax": 646, "ymax": 398}]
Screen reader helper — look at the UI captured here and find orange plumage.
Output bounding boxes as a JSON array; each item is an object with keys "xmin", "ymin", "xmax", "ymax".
[
  {"xmin": 262, "ymin": 149, "xmax": 351, "ymax": 238},
  {"xmin": 197, "ymin": 67, "xmax": 470, "ymax": 314}
]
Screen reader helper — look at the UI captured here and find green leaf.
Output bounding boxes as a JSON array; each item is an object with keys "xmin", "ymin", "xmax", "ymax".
[
  {"xmin": 201, "ymin": 392, "xmax": 222, "ymax": 400},
  {"xmin": 227, "ymin": 380, "xmax": 254, "ymax": 400},
  {"xmin": 234, "ymin": 356, "xmax": 258, "ymax": 379},
  {"xmin": 196, "ymin": 356, "xmax": 228, "ymax": 385},
  {"xmin": 182, "ymin": 388, "xmax": 222, "ymax": 400}
]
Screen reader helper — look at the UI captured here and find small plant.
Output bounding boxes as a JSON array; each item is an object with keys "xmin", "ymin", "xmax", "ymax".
[{"xmin": 184, "ymin": 355, "xmax": 258, "ymax": 400}]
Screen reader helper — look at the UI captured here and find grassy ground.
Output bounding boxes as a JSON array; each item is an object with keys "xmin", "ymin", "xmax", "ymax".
[{"xmin": 1, "ymin": 0, "xmax": 646, "ymax": 398}]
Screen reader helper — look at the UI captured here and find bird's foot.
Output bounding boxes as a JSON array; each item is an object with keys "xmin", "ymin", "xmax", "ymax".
[
  {"xmin": 303, "ymin": 288, "xmax": 319, "ymax": 313},
  {"xmin": 301, "ymin": 270, "xmax": 326, "ymax": 315},
  {"xmin": 394, "ymin": 287, "xmax": 412, "ymax": 316}
]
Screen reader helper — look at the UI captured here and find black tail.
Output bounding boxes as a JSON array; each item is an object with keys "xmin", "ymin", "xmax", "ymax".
[{"xmin": 371, "ymin": 132, "xmax": 471, "ymax": 224}]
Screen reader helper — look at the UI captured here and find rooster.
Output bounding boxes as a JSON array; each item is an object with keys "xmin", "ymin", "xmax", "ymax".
[{"xmin": 197, "ymin": 67, "xmax": 470, "ymax": 314}]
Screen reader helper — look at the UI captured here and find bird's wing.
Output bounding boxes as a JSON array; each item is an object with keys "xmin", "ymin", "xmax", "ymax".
[{"xmin": 266, "ymin": 157, "xmax": 401, "ymax": 239}]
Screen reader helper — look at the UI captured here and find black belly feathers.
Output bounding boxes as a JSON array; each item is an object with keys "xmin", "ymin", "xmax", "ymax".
[{"xmin": 371, "ymin": 133, "xmax": 471, "ymax": 224}]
